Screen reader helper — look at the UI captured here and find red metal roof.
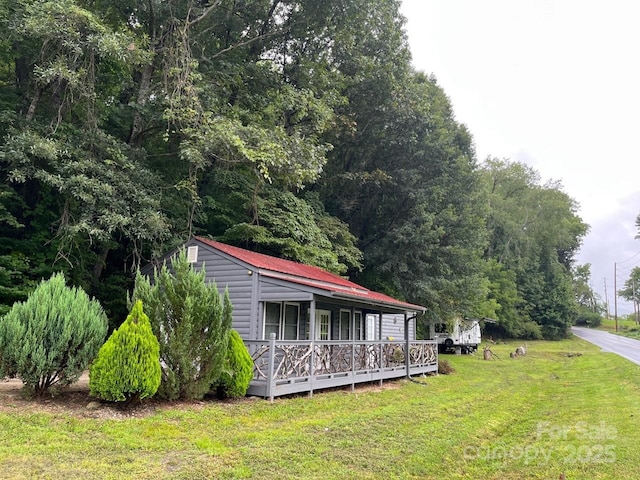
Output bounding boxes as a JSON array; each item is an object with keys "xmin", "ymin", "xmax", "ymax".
[{"xmin": 194, "ymin": 237, "xmax": 425, "ymax": 312}]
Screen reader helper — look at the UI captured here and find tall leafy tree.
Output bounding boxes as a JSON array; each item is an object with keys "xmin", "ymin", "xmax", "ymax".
[
  {"xmin": 0, "ymin": 0, "xmax": 170, "ymax": 320},
  {"xmin": 573, "ymin": 264, "xmax": 601, "ymax": 312},
  {"xmin": 573, "ymin": 263, "xmax": 603, "ymax": 327},
  {"xmin": 0, "ymin": 186, "xmax": 34, "ymax": 315},
  {"xmin": 0, "ymin": 0, "xmax": 589, "ymax": 344},
  {"xmin": 480, "ymin": 159, "xmax": 588, "ymax": 338},
  {"xmin": 482, "ymin": 258, "xmax": 541, "ymax": 338},
  {"xmin": 619, "ymin": 267, "xmax": 640, "ymax": 323},
  {"xmin": 321, "ymin": 70, "xmax": 489, "ymax": 322},
  {"xmin": 198, "ymin": 169, "xmax": 362, "ymax": 274}
]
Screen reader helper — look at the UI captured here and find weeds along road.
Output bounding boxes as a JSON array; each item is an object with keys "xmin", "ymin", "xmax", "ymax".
[{"xmin": 572, "ymin": 326, "xmax": 640, "ymax": 366}]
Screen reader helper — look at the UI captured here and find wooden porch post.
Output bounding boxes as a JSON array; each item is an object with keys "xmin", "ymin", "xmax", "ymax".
[
  {"xmin": 351, "ymin": 306, "xmax": 356, "ymax": 392},
  {"xmin": 267, "ymin": 333, "xmax": 276, "ymax": 402},
  {"xmin": 378, "ymin": 312, "xmax": 383, "ymax": 387},
  {"xmin": 309, "ymin": 299, "xmax": 316, "ymax": 398},
  {"xmin": 405, "ymin": 313, "xmax": 410, "ymax": 378}
]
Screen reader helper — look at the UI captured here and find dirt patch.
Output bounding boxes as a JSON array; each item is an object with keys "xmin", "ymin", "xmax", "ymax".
[
  {"xmin": 0, "ymin": 375, "xmax": 409, "ymax": 418},
  {"xmin": 0, "ymin": 373, "xmax": 204, "ymax": 419}
]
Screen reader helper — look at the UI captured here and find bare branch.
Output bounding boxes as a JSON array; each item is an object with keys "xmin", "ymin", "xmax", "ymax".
[
  {"xmin": 203, "ymin": 29, "xmax": 283, "ymax": 62},
  {"xmin": 187, "ymin": 0, "xmax": 225, "ymax": 29}
]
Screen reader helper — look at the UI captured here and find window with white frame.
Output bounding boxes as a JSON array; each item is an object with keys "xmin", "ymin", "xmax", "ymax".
[
  {"xmin": 339, "ymin": 309, "xmax": 363, "ymax": 340},
  {"xmin": 354, "ymin": 311, "xmax": 364, "ymax": 340},
  {"xmin": 339, "ymin": 310, "xmax": 351, "ymax": 340},
  {"xmin": 316, "ymin": 310, "xmax": 331, "ymax": 340},
  {"xmin": 366, "ymin": 314, "xmax": 377, "ymax": 340},
  {"xmin": 283, "ymin": 303, "xmax": 300, "ymax": 340},
  {"xmin": 264, "ymin": 303, "xmax": 281, "ymax": 339},
  {"xmin": 263, "ymin": 302, "xmax": 301, "ymax": 340}
]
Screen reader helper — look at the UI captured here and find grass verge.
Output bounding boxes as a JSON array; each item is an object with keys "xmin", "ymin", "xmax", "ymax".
[
  {"xmin": 599, "ymin": 318, "xmax": 640, "ymax": 339},
  {"xmin": 1, "ymin": 337, "xmax": 639, "ymax": 479}
]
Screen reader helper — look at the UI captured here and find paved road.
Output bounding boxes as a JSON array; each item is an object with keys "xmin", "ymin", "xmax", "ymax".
[{"xmin": 572, "ymin": 326, "xmax": 640, "ymax": 366}]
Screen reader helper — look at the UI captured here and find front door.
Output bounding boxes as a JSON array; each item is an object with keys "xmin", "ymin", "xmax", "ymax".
[
  {"xmin": 365, "ymin": 314, "xmax": 378, "ymax": 369},
  {"xmin": 314, "ymin": 309, "xmax": 332, "ymax": 373},
  {"xmin": 366, "ymin": 314, "xmax": 377, "ymax": 341},
  {"xmin": 315, "ymin": 310, "xmax": 331, "ymax": 340}
]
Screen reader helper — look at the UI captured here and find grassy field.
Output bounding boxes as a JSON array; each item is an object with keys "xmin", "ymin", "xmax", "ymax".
[
  {"xmin": 599, "ymin": 318, "xmax": 640, "ymax": 338},
  {"xmin": 599, "ymin": 318, "xmax": 634, "ymax": 332},
  {"xmin": 1, "ymin": 337, "xmax": 639, "ymax": 479}
]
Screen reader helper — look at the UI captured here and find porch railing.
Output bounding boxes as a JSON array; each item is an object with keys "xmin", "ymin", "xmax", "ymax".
[{"xmin": 244, "ymin": 336, "xmax": 438, "ymax": 400}]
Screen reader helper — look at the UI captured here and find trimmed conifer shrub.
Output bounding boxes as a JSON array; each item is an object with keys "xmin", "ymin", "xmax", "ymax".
[
  {"xmin": 216, "ymin": 329, "xmax": 253, "ymax": 399},
  {"xmin": 0, "ymin": 272, "xmax": 108, "ymax": 396},
  {"xmin": 89, "ymin": 300, "xmax": 161, "ymax": 406},
  {"xmin": 131, "ymin": 250, "xmax": 233, "ymax": 400}
]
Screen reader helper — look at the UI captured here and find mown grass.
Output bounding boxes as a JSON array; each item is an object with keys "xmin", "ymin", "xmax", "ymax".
[
  {"xmin": 1, "ymin": 337, "xmax": 639, "ymax": 479},
  {"xmin": 599, "ymin": 317, "xmax": 635, "ymax": 333},
  {"xmin": 600, "ymin": 318, "xmax": 640, "ymax": 339}
]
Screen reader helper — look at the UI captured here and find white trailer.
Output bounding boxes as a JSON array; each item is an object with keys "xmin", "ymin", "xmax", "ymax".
[{"xmin": 427, "ymin": 317, "xmax": 482, "ymax": 354}]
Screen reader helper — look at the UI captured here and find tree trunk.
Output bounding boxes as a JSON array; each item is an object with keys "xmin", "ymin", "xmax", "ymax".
[
  {"xmin": 128, "ymin": 62, "xmax": 154, "ymax": 147},
  {"xmin": 92, "ymin": 247, "xmax": 110, "ymax": 285},
  {"xmin": 129, "ymin": 0, "xmax": 157, "ymax": 147},
  {"xmin": 25, "ymin": 87, "xmax": 42, "ymax": 122}
]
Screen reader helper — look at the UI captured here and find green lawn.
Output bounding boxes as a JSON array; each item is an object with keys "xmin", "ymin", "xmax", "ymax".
[
  {"xmin": 1, "ymin": 337, "xmax": 639, "ymax": 479},
  {"xmin": 599, "ymin": 318, "xmax": 640, "ymax": 339}
]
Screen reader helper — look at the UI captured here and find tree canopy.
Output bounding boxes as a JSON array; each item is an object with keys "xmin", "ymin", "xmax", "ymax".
[{"xmin": 0, "ymin": 0, "xmax": 590, "ymax": 338}]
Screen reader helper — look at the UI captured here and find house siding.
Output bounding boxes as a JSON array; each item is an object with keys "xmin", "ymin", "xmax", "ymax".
[
  {"xmin": 187, "ymin": 241, "xmax": 254, "ymax": 340},
  {"xmin": 381, "ymin": 313, "xmax": 408, "ymax": 340},
  {"xmin": 177, "ymin": 239, "xmax": 420, "ymax": 343},
  {"xmin": 259, "ymin": 278, "xmax": 314, "ymax": 302}
]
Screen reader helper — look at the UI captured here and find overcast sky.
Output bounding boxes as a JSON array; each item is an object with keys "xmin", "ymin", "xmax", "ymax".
[{"xmin": 400, "ymin": 0, "xmax": 640, "ymax": 315}]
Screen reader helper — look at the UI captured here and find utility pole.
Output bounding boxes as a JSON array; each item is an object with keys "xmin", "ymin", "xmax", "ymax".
[
  {"xmin": 614, "ymin": 263, "xmax": 618, "ymax": 332},
  {"xmin": 631, "ymin": 278, "xmax": 638, "ymax": 323},
  {"xmin": 603, "ymin": 277, "xmax": 609, "ymax": 319}
]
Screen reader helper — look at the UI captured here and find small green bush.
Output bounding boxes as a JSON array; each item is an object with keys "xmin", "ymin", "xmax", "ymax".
[
  {"xmin": 89, "ymin": 300, "xmax": 161, "ymax": 405},
  {"xmin": 0, "ymin": 272, "xmax": 108, "ymax": 396},
  {"xmin": 216, "ymin": 329, "xmax": 253, "ymax": 398},
  {"xmin": 517, "ymin": 320, "xmax": 543, "ymax": 340}
]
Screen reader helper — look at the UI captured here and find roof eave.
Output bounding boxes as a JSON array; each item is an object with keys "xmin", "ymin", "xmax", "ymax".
[{"xmin": 331, "ymin": 292, "xmax": 426, "ymax": 314}]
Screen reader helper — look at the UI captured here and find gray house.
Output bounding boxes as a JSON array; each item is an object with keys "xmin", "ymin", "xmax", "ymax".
[{"xmin": 159, "ymin": 236, "xmax": 437, "ymax": 399}]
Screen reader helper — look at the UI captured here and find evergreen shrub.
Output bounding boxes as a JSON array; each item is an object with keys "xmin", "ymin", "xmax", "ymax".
[
  {"xmin": 89, "ymin": 300, "xmax": 161, "ymax": 405},
  {"xmin": 131, "ymin": 250, "xmax": 233, "ymax": 400},
  {"xmin": 0, "ymin": 272, "xmax": 108, "ymax": 396},
  {"xmin": 216, "ymin": 329, "xmax": 253, "ymax": 398}
]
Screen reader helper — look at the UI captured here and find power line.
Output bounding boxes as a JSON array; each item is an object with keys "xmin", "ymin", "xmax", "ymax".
[
  {"xmin": 614, "ymin": 257, "xmax": 640, "ymax": 326},
  {"xmin": 614, "ymin": 263, "xmax": 618, "ymax": 331},
  {"xmin": 617, "ymin": 251, "xmax": 640, "ymax": 266}
]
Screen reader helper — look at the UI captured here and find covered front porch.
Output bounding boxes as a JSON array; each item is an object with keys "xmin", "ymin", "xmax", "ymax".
[{"xmin": 245, "ymin": 337, "xmax": 438, "ymax": 399}]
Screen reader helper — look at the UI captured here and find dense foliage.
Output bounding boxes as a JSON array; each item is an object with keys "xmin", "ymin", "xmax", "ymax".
[
  {"xmin": 131, "ymin": 251, "xmax": 232, "ymax": 400},
  {"xmin": 216, "ymin": 329, "xmax": 254, "ymax": 399},
  {"xmin": 618, "ymin": 266, "xmax": 640, "ymax": 323},
  {"xmin": 0, "ymin": 0, "xmax": 595, "ymax": 339},
  {"xmin": 479, "ymin": 159, "xmax": 589, "ymax": 339},
  {"xmin": 89, "ymin": 300, "xmax": 161, "ymax": 405},
  {"xmin": 0, "ymin": 272, "xmax": 107, "ymax": 395}
]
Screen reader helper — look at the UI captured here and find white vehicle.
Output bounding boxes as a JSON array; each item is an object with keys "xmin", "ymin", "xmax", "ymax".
[{"xmin": 427, "ymin": 317, "xmax": 483, "ymax": 354}]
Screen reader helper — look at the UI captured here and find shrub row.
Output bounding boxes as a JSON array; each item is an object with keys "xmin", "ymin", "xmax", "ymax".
[{"xmin": 0, "ymin": 250, "xmax": 252, "ymax": 404}]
